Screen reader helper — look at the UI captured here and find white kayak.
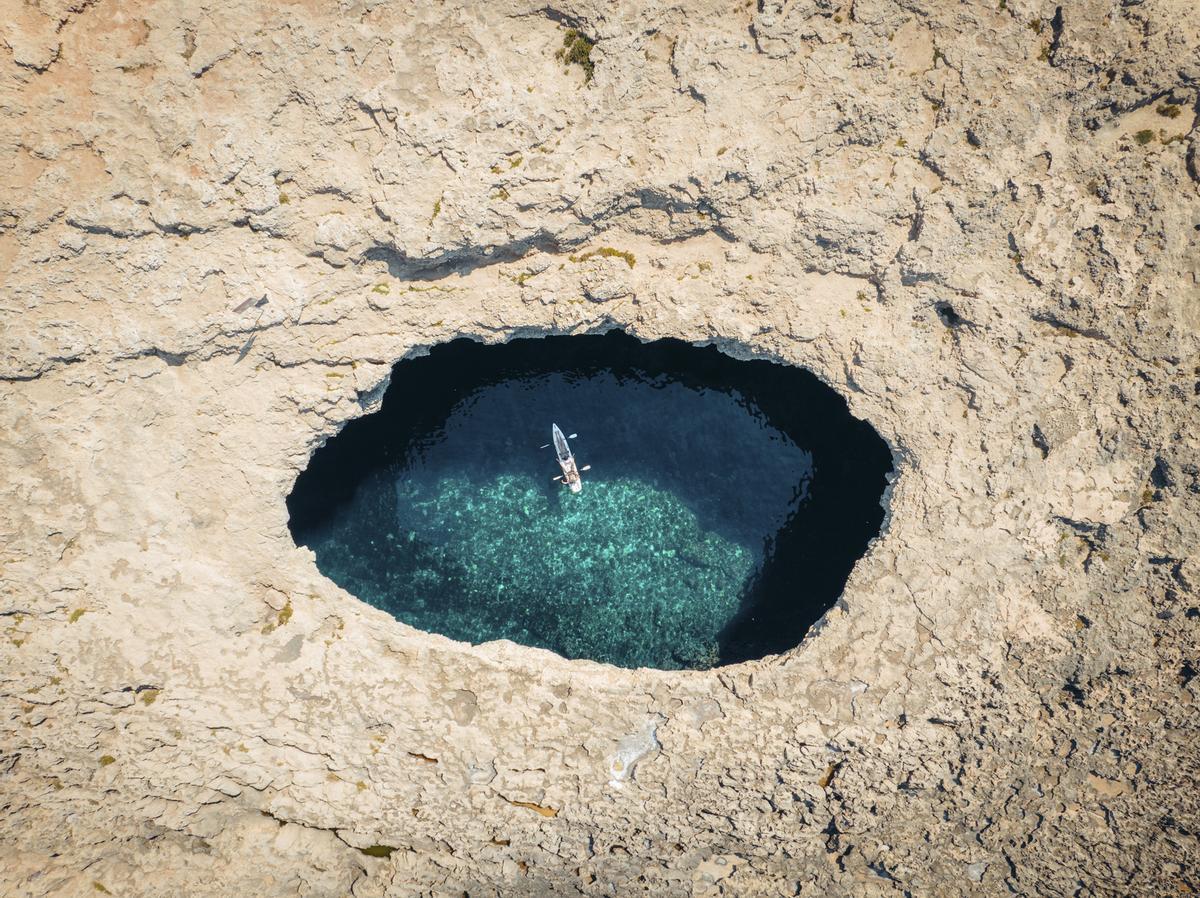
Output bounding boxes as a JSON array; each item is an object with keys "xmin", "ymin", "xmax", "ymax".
[{"xmin": 551, "ymin": 423, "xmax": 587, "ymax": 493}]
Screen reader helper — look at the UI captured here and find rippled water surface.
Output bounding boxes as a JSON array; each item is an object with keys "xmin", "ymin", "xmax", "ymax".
[{"xmin": 287, "ymin": 332, "xmax": 892, "ymax": 669}]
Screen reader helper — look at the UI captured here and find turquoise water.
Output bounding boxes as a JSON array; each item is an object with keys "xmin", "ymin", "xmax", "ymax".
[{"xmin": 288, "ymin": 333, "xmax": 891, "ymax": 669}]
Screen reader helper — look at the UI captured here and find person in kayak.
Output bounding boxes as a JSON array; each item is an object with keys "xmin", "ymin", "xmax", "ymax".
[{"xmin": 548, "ymin": 424, "xmax": 589, "ymax": 493}]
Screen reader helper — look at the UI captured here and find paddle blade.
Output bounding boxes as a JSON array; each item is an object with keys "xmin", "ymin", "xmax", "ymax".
[
  {"xmin": 580, "ymin": 465, "xmax": 591, "ymax": 472},
  {"xmin": 568, "ymin": 433, "xmax": 578, "ymax": 439}
]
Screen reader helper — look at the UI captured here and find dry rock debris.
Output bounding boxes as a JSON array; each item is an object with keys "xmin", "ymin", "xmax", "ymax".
[{"xmin": 1, "ymin": 0, "xmax": 1199, "ymax": 895}]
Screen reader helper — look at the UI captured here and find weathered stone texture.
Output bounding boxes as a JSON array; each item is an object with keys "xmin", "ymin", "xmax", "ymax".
[{"xmin": 1, "ymin": 0, "xmax": 1198, "ymax": 895}]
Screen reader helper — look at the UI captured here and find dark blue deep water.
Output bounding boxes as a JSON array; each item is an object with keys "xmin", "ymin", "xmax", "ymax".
[{"xmin": 287, "ymin": 332, "xmax": 892, "ymax": 669}]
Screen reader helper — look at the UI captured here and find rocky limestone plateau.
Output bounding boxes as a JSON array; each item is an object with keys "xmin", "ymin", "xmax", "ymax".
[{"xmin": 1, "ymin": 0, "xmax": 1198, "ymax": 895}]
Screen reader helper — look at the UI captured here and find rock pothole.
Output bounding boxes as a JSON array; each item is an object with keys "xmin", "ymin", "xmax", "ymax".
[{"xmin": 288, "ymin": 330, "xmax": 893, "ymax": 669}]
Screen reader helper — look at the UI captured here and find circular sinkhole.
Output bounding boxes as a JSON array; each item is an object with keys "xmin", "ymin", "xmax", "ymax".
[{"xmin": 287, "ymin": 331, "xmax": 893, "ymax": 670}]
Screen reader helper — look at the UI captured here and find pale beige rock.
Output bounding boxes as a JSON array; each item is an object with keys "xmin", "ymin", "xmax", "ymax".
[{"xmin": 1, "ymin": 0, "xmax": 1199, "ymax": 896}]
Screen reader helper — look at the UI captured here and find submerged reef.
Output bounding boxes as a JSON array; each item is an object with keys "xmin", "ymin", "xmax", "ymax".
[{"xmin": 313, "ymin": 473, "xmax": 754, "ymax": 669}]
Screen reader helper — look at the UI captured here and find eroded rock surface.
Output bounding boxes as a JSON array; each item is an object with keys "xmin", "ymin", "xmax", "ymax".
[{"xmin": 2, "ymin": 0, "xmax": 1198, "ymax": 895}]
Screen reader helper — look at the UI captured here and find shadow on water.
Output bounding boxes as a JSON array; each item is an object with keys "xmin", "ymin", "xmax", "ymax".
[{"xmin": 287, "ymin": 331, "xmax": 893, "ymax": 669}]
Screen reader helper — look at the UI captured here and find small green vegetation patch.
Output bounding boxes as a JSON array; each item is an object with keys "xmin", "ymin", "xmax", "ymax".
[
  {"xmin": 68, "ymin": 608, "xmax": 86, "ymax": 623},
  {"xmin": 569, "ymin": 246, "xmax": 636, "ymax": 268},
  {"xmin": 99, "ymin": 755, "xmax": 116, "ymax": 766},
  {"xmin": 1133, "ymin": 129, "xmax": 1155, "ymax": 146},
  {"xmin": 371, "ymin": 283, "xmax": 390, "ymax": 295},
  {"xmin": 1157, "ymin": 103, "xmax": 1182, "ymax": 119},
  {"xmin": 359, "ymin": 845, "xmax": 398, "ymax": 858},
  {"xmin": 556, "ymin": 29, "xmax": 595, "ymax": 82},
  {"xmin": 262, "ymin": 600, "xmax": 294, "ymax": 634}
]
